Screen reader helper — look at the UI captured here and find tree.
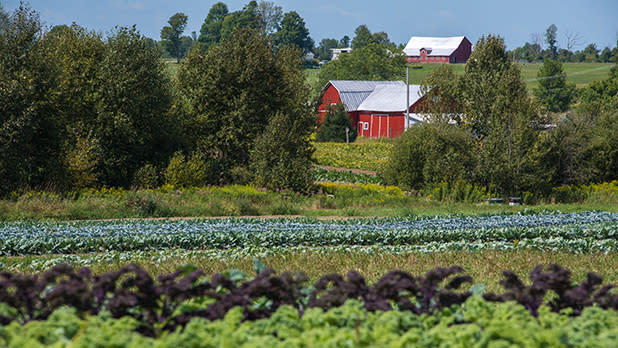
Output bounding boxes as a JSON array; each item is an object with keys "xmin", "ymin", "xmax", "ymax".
[
  {"xmin": 460, "ymin": 35, "xmax": 541, "ymax": 194},
  {"xmin": 0, "ymin": 3, "xmax": 69, "ymax": 194},
  {"xmin": 582, "ymin": 43, "xmax": 600, "ymax": 62},
  {"xmin": 565, "ymin": 30, "xmax": 583, "ymax": 52},
  {"xmin": 177, "ymin": 29, "xmax": 313, "ymax": 184},
  {"xmin": 317, "ymin": 38, "xmax": 338, "ymax": 60},
  {"xmin": 351, "ymin": 25, "xmax": 372, "ymax": 49},
  {"xmin": 315, "ymin": 103, "xmax": 357, "ymax": 142},
  {"xmin": 545, "ymin": 24, "xmax": 558, "ymax": 59},
  {"xmin": 534, "ymin": 59, "xmax": 576, "ymax": 113},
  {"xmin": 92, "ymin": 26, "xmax": 175, "ymax": 187},
  {"xmin": 340, "ymin": 35, "xmax": 350, "ymax": 48},
  {"xmin": 256, "ymin": 0, "xmax": 282, "ymax": 35},
  {"xmin": 273, "ymin": 11, "xmax": 313, "ymax": 52},
  {"xmin": 219, "ymin": 1, "xmax": 260, "ymax": 41},
  {"xmin": 197, "ymin": 2, "xmax": 228, "ymax": 50},
  {"xmin": 383, "ymin": 123, "xmax": 476, "ymax": 190},
  {"xmin": 316, "ymin": 43, "xmax": 406, "ymax": 93},
  {"xmin": 160, "ymin": 12, "xmax": 188, "ymax": 63},
  {"xmin": 419, "ymin": 64, "xmax": 461, "ymax": 123}
]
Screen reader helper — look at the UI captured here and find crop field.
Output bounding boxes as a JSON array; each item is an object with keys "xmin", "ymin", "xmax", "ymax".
[
  {"xmin": 3, "ymin": 211, "xmax": 618, "ymax": 280},
  {"xmin": 312, "ymin": 141, "xmax": 393, "ymax": 172}
]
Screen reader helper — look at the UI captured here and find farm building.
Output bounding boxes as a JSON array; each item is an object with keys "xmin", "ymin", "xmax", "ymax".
[
  {"xmin": 317, "ymin": 80, "xmax": 430, "ymax": 139},
  {"xmin": 403, "ymin": 36, "xmax": 472, "ymax": 63}
]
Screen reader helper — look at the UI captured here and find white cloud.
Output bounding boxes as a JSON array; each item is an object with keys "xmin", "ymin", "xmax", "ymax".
[{"xmin": 319, "ymin": 5, "xmax": 361, "ymax": 18}]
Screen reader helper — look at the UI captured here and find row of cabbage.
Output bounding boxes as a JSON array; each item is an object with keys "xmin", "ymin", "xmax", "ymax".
[{"xmin": 2, "ymin": 211, "xmax": 618, "ymax": 255}]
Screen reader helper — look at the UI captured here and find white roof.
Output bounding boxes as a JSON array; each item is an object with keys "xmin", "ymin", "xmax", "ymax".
[
  {"xmin": 403, "ymin": 36, "xmax": 466, "ymax": 56},
  {"xmin": 357, "ymin": 84, "xmax": 424, "ymax": 113},
  {"xmin": 327, "ymin": 80, "xmax": 405, "ymax": 111}
]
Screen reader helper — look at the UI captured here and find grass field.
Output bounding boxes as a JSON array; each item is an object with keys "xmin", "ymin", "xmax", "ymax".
[{"xmin": 403, "ymin": 62, "xmax": 614, "ymax": 90}]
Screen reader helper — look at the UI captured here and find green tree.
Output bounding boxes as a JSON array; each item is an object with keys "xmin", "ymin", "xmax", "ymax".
[
  {"xmin": 177, "ymin": 29, "xmax": 313, "ymax": 184},
  {"xmin": 0, "ymin": 4, "xmax": 66, "ymax": 194},
  {"xmin": 94, "ymin": 26, "xmax": 175, "ymax": 187},
  {"xmin": 273, "ymin": 11, "xmax": 313, "ymax": 52},
  {"xmin": 160, "ymin": 12, "xmax": 188, "ymax": 63},
  {"xmin": 256, "ymin": 0, "xmax": 282, "ymax": 35},
  {"xmin": 316, "ymin": 43, "xmax": 406, "ymax": 92},
  {"xmin": 197, "ymin": 2, "xmax": 228, "ymax": 50},
  {"xmin": 534, "ymin": 59, "xmax": 576, "ymax": 113},
  {"xmin": 315, "ymin": 103, "xmax": 357, "ymax": 142},
  {"xmin": 460, "ymin": 35, "xmax": 541, "ymax": 194},
  {"xmin": 545, "ymin": 24, "xmax": 558, "ymax": 59},
  {"xmin": 219, "ymin": 1, "xmax": 260, "ymax": 41},
  {"xmin": 351, "ymin": 25, "xmax": 372, "ymax": 49},
  {"xmin": 383, "ymin": 123, "xmax": 476, "ymax": 190},
  {"xmin": 340, "ymin": 35, "xmax": 350, "ymax": 48},
  {"xmin": 419, "ymin": 64, "xmax": 461, "ymax": 123},
  {"xmin": 317, "ymin": 38, "xmax": 338, "ymax": 60}
]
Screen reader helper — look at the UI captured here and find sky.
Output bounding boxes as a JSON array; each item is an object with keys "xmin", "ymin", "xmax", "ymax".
[{"xmin": 3, "ymin": 0, "xmax": 617, "ymax": 51}]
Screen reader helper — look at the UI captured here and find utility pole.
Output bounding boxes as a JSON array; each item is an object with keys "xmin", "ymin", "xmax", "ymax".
[{"xmin": 406, "ymin": 65, "xmax": 410, "ymax": 129}]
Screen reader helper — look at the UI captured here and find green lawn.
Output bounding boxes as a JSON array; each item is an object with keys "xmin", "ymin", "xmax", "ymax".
[{"xmin": 404, "ymin": 62, "xmax": 613, "ymax": 90}]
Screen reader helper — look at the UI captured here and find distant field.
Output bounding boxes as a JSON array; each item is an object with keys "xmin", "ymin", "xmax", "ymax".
[
  {"xmin": 162, "ymin": 58, "xmax": 179, "ymax": 78},
  {"xmin": 308, "ymin": 62, "xmax": 614, "ymax": 91}
]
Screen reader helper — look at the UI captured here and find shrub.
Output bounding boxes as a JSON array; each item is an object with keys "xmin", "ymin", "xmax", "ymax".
[
  {"xmin": 315, "ymin": 103, "xmax": 357, "ymax": 142},
  {"xmin": 132, "ymin": 164, "xmax": 160, "ymax": 189},
  {"xmin": 383, "ymin": 123, "xmax": 476, "ymax": 190}
]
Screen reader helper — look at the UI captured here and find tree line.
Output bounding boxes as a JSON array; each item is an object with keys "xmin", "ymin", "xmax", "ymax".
[
  {"xmin": 0, "ymin": 3, "xmax": 315, "ymax": 196},
  {"xmin": 510, "ymin": 24, "xmax": 618, "ymax": 63},
  {"xmin": 159, "ymin": 1, "xmax": 313, "ymax": 63}
]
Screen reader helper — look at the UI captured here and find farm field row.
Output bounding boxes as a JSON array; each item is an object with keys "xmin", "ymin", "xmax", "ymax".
[{"xmin": 3, "ymin": 211, "xmax": 618, "ymax": 256}]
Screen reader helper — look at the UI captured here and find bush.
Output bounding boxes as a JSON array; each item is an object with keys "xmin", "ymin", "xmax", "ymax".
[
  {"xmin": 315, "ymin": 103, "xmax": 357, "ymax": 142},
  {"xmin": 383, "ymin": 123, "xmax": 476, "ymax": 190},
  {"xmin": 132, "ymin": 164, "xmax": 160, "ymax": 189},
  {"xmin": 164, "ymin": 152, "xmax": 210, "ymax": 188},
  {"xmin": 251, "ymin": 111, "xmax": 315, "ymax": 193}
]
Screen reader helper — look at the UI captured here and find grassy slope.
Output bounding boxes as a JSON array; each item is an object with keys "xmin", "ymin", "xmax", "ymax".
[{"xmin": 308, "ymin": 62, "xmax": 613, "ymax": 90}]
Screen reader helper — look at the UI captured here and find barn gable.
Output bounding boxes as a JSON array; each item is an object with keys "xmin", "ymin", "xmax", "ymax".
[{"xmin": 403, "ymin": 36, "xmax": 472, "ymax": 63}]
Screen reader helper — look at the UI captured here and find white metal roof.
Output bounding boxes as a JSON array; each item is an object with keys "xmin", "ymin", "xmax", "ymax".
[
  {"xmin": 403, "ymin": 36, "xmax": 466, "ymax": 56},
  {"xmin": 327, "ymin": 80, "xmax": 405, "ymax": 111},
  {"xmin": 357, "ymin": 84, "xmax": 423, "ymax": 113}
]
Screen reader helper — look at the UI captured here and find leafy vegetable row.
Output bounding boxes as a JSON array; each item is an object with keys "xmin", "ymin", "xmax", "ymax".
[
  {"xmin": 2, "ymin": 212, "xmax": 618, "ymax": 255},
  {"xmin": 5, "ymin": 299, "xmax": 618, "ymax": 347},
  {"xmin": 1, "ymin": 263, "xmax": 617, "ymax": 339}
]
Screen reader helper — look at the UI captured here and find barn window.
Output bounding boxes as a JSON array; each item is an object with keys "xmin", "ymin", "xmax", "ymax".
[{"xmin": 362, "ymin": 122, "xmax": 369, "ymax": 130}]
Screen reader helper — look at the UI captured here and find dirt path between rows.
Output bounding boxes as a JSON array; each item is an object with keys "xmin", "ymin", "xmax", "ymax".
[{"xmin": 313, "ymin": 165, "xmax": 378, "ymax": 176}]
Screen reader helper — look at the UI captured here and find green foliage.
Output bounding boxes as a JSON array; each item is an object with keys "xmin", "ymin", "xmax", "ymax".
[
  {"xmin": 384, "ymin": 123, "xmax": 476, "ymax": 191},
  {"xmin": 178, "ymin": 29, "xmax": 312, "ymax": 185},
  {"xmin": 350, "ymin": 25, "xmax": 390, "ymax": 50},
  {"xmin": 133, "ymin": 164, "xmax": 161, "ymax": 189},
  {"xmin": 316, "ymin": 38, "xmax": 339, "ymax": 60},
  {"xmin": 316, "ymin": 43, "xmax": 406, "ymax": 92},
  {"xmin": 160, "ymin": 12, "xmax": 188, "ymax": 63},
  {"xmin": 315, "ymin": 103, "xmax": 357, "ymax": 142},
  {"xmin": 197, "ymin": 2, "xmax": 228, "ymax": 50},
  {"xmin": 0, "ymin": 4, "xmax": 67, "ymax": 195},
  {"xmin": 272, "ymin": 11, "xmax": 313, "ymax": 52},
  {"xmin": 250, "ymin": 110, "xmax": 315, "ymax": 193},
  {"xmin": 545, "ymin": 24, "xmax": 558, "ymax": 59},
  {"xmin": 164, "ymin": 152, "xmax": 211, "ymax": 188},
  {"xmin": 534, "ymin": 59, "xmax": 576, "ymax": 112}
]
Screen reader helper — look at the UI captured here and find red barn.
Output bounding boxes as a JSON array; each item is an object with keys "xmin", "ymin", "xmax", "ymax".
[
  {"xmin": 403, "ymin": 36, "xmax": 472, "ymax": 63},
  {"xmin": 317, "ymin": 80, "xmax": 429, "ymax": 139}
]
